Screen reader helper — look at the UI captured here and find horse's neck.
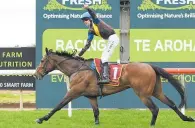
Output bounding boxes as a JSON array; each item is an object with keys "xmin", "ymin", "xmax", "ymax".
[{"xmin": 56, "ymin": 57, "xmax": 84, "ymax": 76}]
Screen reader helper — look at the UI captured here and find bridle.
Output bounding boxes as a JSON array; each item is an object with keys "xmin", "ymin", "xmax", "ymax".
[{"xmin": 39, "ymin": 55, "xmax": 54, "ymax": 76}]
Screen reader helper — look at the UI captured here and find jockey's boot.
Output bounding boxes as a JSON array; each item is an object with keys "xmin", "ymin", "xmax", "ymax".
[{"xmin": 98, "ymin": 62, "xmax": 110, "ymax": 84}]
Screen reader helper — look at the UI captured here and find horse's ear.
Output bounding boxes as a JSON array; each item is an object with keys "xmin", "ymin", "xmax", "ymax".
[
  {"xmin": 49, "ymin": 49, "xmax": 53, "ymax": 52},
  {"xmin": 45, "ymin": 48, "xmax": 49, "ymax": 55},
  {"xmin": 72, "ymin": 49, "xmax": 77, "ymax": 56}
]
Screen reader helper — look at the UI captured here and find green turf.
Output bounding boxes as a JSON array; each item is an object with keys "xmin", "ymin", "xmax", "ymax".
[
  {"xmin": 0, "ymin": 109, "xmax": 194, "ymax": 128},
  {"xmin": 0, "ymin": 92, "xmax": 35, "ymax": 103}
]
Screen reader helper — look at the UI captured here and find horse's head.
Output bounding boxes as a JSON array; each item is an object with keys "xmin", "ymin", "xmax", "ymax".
[
  {"xmin": 34, "ymin": 48, "xmax": 86, "ymax": 79},
  {"xmin": 33, "ymin": 48, "xmax": 56, "ymax": 80}
]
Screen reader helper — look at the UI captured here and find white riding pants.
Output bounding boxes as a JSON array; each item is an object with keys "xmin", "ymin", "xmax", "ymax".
[{"xmin": 101, "ymin": 34, "xmax": 119, "ymax": 63}]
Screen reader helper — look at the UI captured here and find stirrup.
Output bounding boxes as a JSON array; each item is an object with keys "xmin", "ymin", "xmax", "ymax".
[
  {"xmin": 98, "ymin": 80, "xmax": 110, "ymax": 84},
  {"xmin": 98, "ymin": 84, "xmax": 103, "ymax": 99},
  {"xmin": 98, "ymin": 79, "xmax": 110, "ymax": 84}
]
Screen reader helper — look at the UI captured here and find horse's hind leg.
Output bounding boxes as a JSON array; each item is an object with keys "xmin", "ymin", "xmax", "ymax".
[
  {"xmin": 138, "ymin": 96, "xmax": 159, "ymax": 127},
  {"xmin": 153, "ymin": 76, "xmax": 195, "ymax": 122},
  {"xmin": 87, "ymin": 96, "xmax": 99, "ymax": 125},
  {"xmin": 154, "ymin": 93, "xmax": 195, "ymax": 122}
]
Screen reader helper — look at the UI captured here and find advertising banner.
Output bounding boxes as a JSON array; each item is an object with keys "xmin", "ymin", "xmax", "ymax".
[
  {"xmin": 37, "ymin": 0, "xmax": 120, "ymax": 62},
  {"xmin": 0, "ymin": 48, "xmax": 35, "ymax": 69},
  {"xmin": 130, "ymin": 0, "xmax": 195, "ymax": 63},
  {"xmin": 0, "ymin": 48, "xmax": 35, "ymax": 90},
  {"xmin": 130, "ymin": 29, "xmax": 195, "ymax": 62},
  {"xmin": 42, "ymin": 29, "xmax": 119, "ymax": 60},
  {"xmin": 131, "ymin": 0, "xmax": 195, "ymax": 28},
  {"xmin": 0, "ymin": 76, "xmax": 35, "ymax": 90}
]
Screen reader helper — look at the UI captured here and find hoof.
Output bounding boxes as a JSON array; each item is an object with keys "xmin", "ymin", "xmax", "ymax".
[
  {"xmin": 95, "ymin": 120, "xmax": 99, "ymax": 125},
  {"xmin": 189, "ymin": 117, "xmax": 195, "ymax": 122},
  {"xmin": 35, "ymin": 119, "xmax": 43, "ymax": 124}
]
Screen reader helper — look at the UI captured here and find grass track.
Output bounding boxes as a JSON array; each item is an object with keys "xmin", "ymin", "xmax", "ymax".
[
  {"xmin": 0, "ymin": 91, "xmax": 35, "ymax": 103},
  {"xmin": 0, "ymin": 109, "xmax": 195, "ymax": 128}
]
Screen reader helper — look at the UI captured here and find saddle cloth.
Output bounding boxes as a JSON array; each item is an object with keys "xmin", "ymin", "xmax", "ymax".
[{"xmin": 92, "ymin": 58, "xmax": 123, "ymax": 86}]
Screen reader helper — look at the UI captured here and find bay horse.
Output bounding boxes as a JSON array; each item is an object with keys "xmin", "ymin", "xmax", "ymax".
[{"xmin": 33, "ymin": 48, "xmax": 195, "ymax": 127}]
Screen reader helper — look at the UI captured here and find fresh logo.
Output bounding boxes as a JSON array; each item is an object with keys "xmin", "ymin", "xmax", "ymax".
[
  {"xmin": 44, "ymin": 0, "xmax": 111, "ymax": 11},
  {"xmin": 156, "ymin": 0, "xmax": 195, "ymax": 4},
  {"xmin": 62, "ymin": 0, "xmax": 102, "ymax": 5},
  {"xmin": 138, "ymin": 0, "xmax": 195, "ymax": 11}
]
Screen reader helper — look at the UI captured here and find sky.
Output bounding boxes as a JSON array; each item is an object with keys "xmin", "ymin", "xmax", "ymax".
[{"xmin": 0, "ymin": 0, "xmax": 35, "ymax": 47}]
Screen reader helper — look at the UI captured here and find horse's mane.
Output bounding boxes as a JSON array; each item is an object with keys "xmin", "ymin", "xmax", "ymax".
[
  {"xmin": 54, "ymin": 50, "xmax": 86, "ymax": 61},
  {"xmin": 55, "ymin": 51, "xmax": 74, "ymax": 57}
]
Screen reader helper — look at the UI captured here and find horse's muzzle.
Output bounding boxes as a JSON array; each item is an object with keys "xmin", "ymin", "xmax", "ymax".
[{"xmin": 33, "ymin": 73, "xmax": 43, "ymax": 80}]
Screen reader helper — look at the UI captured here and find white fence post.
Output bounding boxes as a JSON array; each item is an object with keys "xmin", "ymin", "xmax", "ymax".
[
  {"xmin": 20, "ymin": 89, "xmax": 23, "ymax": 110},
  {"xmin": 64, "ymin": 75, "xmax": 72, "ymax": 117},
  {"xmin": 181, "ymin": 74, "xmax": 185, "ymax": 115}
]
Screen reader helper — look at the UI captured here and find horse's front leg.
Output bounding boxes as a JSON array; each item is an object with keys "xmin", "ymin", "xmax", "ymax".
[
  {"xmin": 87, "ymin": 96, "xmax": 100, "ymax": 125},
  {"xmin": 36, "ymin": 88, "xmax": 81, "ymax": 124}
]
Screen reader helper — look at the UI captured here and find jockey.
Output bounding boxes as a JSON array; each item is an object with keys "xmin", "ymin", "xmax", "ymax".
[{"xmin": 78, "ymin": 4, "xmax": 119, "ymax": 84}]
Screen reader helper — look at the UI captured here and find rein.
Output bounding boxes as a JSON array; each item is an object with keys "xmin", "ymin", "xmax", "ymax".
[
  {"xmin": 46, "ymin": 55, "xmax": 88, "ymax": 77},
  {"xmin": 55, "ymin": 57, "xmax": 72, "ymax": 76}
]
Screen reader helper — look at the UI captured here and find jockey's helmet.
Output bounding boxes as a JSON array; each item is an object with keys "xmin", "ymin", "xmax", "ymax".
[{"xmin": 81, "ymin": 12, "xmax": 92, "ymax": 21}]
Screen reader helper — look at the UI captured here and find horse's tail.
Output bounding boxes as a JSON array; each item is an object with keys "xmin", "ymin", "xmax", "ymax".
[{"xmin": 151, "ymin": 65, "xmax": 185, "ymax": 109}]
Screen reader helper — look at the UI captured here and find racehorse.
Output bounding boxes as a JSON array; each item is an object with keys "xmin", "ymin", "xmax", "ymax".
[{"xmin": 33, "ymin": 48, "xmax": 195, "ymax": 127}]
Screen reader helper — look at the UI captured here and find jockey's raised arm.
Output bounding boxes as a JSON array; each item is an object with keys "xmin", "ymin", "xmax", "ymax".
[{"xmin": 80, "ymin": 4, "xmax": 119, "ymax": 84}]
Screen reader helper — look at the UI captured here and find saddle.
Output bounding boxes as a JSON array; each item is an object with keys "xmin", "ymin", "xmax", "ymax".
[{"xmin": 91, "ymin": 58, "xmax": 124, "ymax": 86}]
